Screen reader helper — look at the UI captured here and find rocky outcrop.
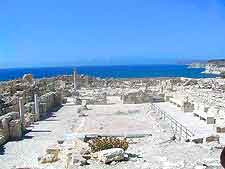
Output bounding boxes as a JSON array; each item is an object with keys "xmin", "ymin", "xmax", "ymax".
[
  {"xmin": 202, "ymin": 59, "xmax": 225, "ymax": 75},
  {"xmin": 23, "ymin": 74, "xmax": 33, "ymax": 83},
  {"xmin": 203, "ymin": 64, "xmax": 225, "ymax": 75}
]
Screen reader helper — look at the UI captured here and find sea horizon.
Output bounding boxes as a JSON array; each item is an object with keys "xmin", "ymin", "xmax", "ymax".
[
  {"xmin": 0, "ymin": 64, "xmax": 219, "ymax": 81},
  {"xmin": 0, "ymin": 63, "xmax": 191, "ymax": 70}
]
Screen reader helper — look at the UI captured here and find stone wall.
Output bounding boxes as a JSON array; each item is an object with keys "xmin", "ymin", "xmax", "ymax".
[
  {"xmin": 39, "ymin": 91, "xmax": 63, "ymax": 118},
  {"xmin": 0, "ymin": 112, "xmax": 22, "ymax": 144},
  {"xmin": 122, "ymin": 90, "xmax": 153, "ymax": 104}
]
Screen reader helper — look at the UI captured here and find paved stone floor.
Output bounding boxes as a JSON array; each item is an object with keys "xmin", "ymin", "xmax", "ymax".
[
  {"xmin": 74, "ymin": 103, "xmax": 152, "ymax": 136},
  {"xmin": 0, "ymin": 104, "xmax": 79, "ymax": 169},
  {"xmin": 155, "ymin": 102, "xmax": 216, "ymax": 137}
]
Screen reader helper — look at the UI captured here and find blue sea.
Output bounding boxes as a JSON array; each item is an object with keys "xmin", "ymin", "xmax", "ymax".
[{"xmin": 0, "ymin": 65, "xmax": 219, "ymax": 81}]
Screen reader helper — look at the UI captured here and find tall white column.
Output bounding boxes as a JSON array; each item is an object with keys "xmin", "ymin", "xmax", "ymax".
[
  {"xmin": 73, "ymin": 69, "xmax": 77, "ymax": 104},
  {"xmin": 34, "ymin": 94, "xmax": 40, "ymax": 121},
  {"xmin": 19, "ymin": 97, "xmax": 25, "ymax": 131}
]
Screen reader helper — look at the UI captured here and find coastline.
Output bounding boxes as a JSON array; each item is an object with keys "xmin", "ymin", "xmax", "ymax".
[{"xmin": 201, "ymin": 70, "xmax": 222, "ymax": 75}]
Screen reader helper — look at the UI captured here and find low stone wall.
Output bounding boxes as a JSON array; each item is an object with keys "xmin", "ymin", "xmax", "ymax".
[
  {"xmin": 122, "ymin": 91, "xmax": 153, "ymax": 104},
  {"xmin": 39, "ymin": 91, "xmax": 63, "ymax": 118},
  {"xmin": 74, "ymin": 92, "xmax": 107, "ymax": 105}
]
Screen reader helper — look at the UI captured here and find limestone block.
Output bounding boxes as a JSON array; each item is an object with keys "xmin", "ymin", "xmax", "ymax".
[
  {"xmin": 92, "ymin": 148, "xmax": 125, "ymax": 164},
  {"xmin": 38, "ymin": 154, "xmax": 59, "ymax": 164},
  {"xmin": 9, "ymin": 119, "xmax": 22, "ymax": 140},
  {"xmin": 71, "ymin": 154, "xmax": 88, "ymax": 166},
  {"xmin": 38, "ymin": 144, "xmax": 61, "ymax": 164}
]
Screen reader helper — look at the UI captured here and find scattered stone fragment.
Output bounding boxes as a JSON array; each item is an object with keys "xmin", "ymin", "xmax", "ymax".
[
  {"xmin": 38, "ymin": 144, "xmax": 61, "ymax": 164},
  {"xmin": 38, "ymin": 153, "xmax": 59, "ymax": 164},
  {"xmin": 72, "ymin": 154, "xmax": 89, "ymax": 166},
  {"xmin": 192, "ymin": 137, "xmax": 204, "ymax": 144},
  {"xmin": 92, "ymin": 148, "xmax": 125, "ymax": 164}
]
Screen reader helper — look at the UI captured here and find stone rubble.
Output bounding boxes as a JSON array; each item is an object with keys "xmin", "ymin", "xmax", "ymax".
[{"xmin": 1, "ymin": 72, "xmax": 225, "ymax": 168}]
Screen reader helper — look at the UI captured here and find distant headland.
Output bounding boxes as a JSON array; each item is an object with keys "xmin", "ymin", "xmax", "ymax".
[{"xmin": 188, "ymin": 59, "xmax": 225, "ymax": 75}]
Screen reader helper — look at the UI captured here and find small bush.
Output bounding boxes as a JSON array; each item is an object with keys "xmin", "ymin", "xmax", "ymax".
[{"xmin": 88, "ymin": 137, "xmax": 129, "ymax": 153}]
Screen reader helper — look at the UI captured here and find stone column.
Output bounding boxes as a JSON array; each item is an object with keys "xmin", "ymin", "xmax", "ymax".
[
  {"xmin": 73, "ymin": 70, "xmax": 78, "ymax": 104},
  {"xmin": 19, "ymin": 98, "xmax": 25, "ymax": 131},
  {"xmin": 34, "ymin": 94, "xmax": 40, "ymax": 121},
  {"xmin": 73, "ymin": 69, "xmax": 77, "ymax": 91}
]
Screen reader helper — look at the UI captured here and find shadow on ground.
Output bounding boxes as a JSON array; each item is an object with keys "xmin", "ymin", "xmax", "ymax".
[{"xmin": 0, "ymin": 145, "xmax": 5, "ymax": 155}]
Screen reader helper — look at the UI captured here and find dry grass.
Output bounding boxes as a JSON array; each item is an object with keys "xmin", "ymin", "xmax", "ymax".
[{"xmin": 88, "ymin": 137, "xmax": 129, "ymax": 153}]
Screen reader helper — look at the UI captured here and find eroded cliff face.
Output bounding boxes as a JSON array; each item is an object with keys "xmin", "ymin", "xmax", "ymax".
[
  {"xmin": 189, "ymin": 59, "xmax": 225, "ymax": 75},
  {"xmin": 203, "ymin": 64, "xmax": 225, "ymax": 75}
]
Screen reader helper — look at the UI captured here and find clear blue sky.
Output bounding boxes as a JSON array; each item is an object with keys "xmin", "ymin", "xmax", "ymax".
[{"xmin": 1, "ymin": 0, "xmax": 225, "ymax": 68}]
